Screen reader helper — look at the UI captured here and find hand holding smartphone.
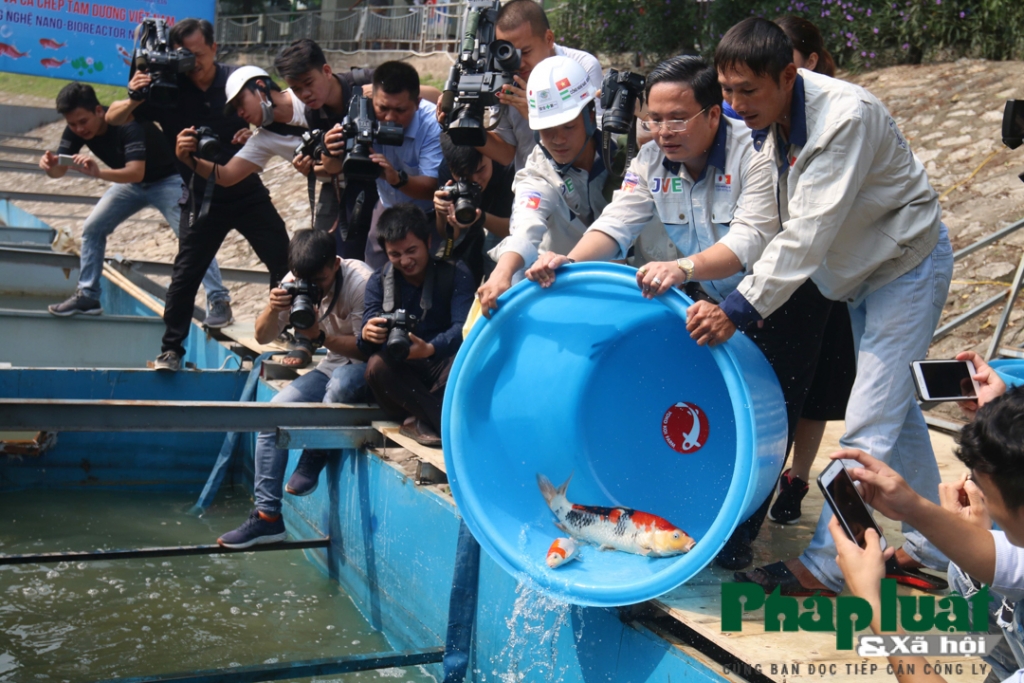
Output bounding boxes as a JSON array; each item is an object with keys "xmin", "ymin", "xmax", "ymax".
[
  {"xmin": 57, "ymin": 154, "xmax": 77, "ymax": 166},
  {"xmin": 818, "ymin": 459, "xmax": 888, "ymax": 551},
  {"xmin": 911, "ymin": 359, "xmax": 981, "ymax": 402}
]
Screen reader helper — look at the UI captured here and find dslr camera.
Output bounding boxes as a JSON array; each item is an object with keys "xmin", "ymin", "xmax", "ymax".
[
  {"xmin": 439, "ymin": 0, "xmax": 521, "ymax": 147},
  {"xmin": 132, "ymin": 18, "xmax": 196, "ymax": 107},
  {"xmin": 191, "ymin": 126, "xmax": 222, "ymax": 162},
  {"xmin": 600, "ymin": 69, "xmax": 646, "ymax": 135},
  {"xmin": 339, "ymin": 94, "xmax": 405, "ymax": 181},
  {"xmin": 280, "ymin": 279, "xmax": 322, "ymax": 330},
  {"xmin": 295, "ymin": 129, "xmax": 330, "ymax": 163},
  {"xmin": 1003, "ymin": 100, "xmax": 1024, "ymax": 183},
  {"xmin": 445, "ymin": 180, "xmax": 483, "ymax": 225},
  {"xmin": 379, "ymin": 309, "xmax": 419, "ymax": 361}
]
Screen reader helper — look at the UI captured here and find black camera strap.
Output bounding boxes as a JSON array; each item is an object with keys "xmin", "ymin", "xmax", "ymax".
[
  {"xmin": 188, "ymin": 164, "xmax": 217, "ymax": 227},
  {"xmin": 318, "ymin": 268, "xmax": 343, "ymax": 324}
]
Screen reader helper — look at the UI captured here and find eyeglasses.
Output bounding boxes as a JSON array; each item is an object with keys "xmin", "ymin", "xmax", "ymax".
[{"xmin": 640, "ymin": 107, "xmax": 709, "ymax": 133}]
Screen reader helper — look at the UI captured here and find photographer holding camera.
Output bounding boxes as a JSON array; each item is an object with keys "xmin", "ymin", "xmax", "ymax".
[
  {"xmin": 436, "ymin": 0, "xmax": 602, "ymax": 172},
  {"xmin": 476, "ymin": 56, "xmax": 610, "ymax": 316},
  {"xmin": 106, "ymin": 18, "xmax": 290, "ymax": 372},
  {"xmin": 40, "ymin": 82, "xmax": 232, "ymax": 319},
  {"xmin": 358, "ymin": 204, "xmax": 474, "ymax": 447},
  {"xmin": 217, "ymin": 229, "xmax": 372, "ymax": 549},
  {"xmin": 175, "ymin": 66, "xmax": 310, "ymax": 188},
  {"xmin": 432, "ymin": 133, "xmax": 514, "ymax": 286}
]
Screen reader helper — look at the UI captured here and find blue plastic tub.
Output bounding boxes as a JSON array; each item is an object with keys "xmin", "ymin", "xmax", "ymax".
[{"xmin": 442, "ymin": 263, "xmax": 787, "ymax": 606}]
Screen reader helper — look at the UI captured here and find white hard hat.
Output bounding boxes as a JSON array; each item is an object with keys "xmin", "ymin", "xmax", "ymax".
[
  {"xmin": 526, "ymin": 56, "xmax": 595, "ymax": 130},
  {"xmin": 225, "ymin": 65, "xmax": 271, "ymax": 104}
]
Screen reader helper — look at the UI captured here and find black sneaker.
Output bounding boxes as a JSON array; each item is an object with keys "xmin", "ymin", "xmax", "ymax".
[
  {"xmin": 153, "ymin": 351, "xmax": 181, "ymax": 372},
  {"xmin": 217, "ymin": 509, "xmax": 287, "ymax": 549},
  {"xmin": 768, "ymin": 469, "xmax": 810, "ymax": 525},
  {"xmin": 48, "ymin": 291, "xmax": 102, "ymax": 317},
  {"xmin": 285, "ymin": 450, "xmax": 329, "ymax": 496}
]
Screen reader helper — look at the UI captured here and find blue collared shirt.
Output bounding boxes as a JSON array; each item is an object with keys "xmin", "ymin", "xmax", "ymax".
[{"xmin": 376, "ymin": 98, "xmax": 443, "ymax": 212}]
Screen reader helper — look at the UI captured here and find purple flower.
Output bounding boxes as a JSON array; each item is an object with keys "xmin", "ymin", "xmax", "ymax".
[
  {"xmin": 846, "ymin": 13, "xmax": 853, "ymax": 20},
  {"xmin": 873, "ymin": 26, "xmax": 879, "ymax": 33},
  {"xmin": 846, "ymin": 40, "xmax": 853, "ymax": 46},
  {"xmin": 824, "ymin": 9, "xmax": 830, "ymax": 15},
  {"xmin": 861, "ymin": 51, "xmax": 867, "ymax": 56},
  {"xmin": 869, "ymin": 52, "xmax": 875, "ymax": 58},
  {"xmin": 959, "ymin": 10, "xmax": 965, "ymax": 17},
  {"xmin": 902, "ymin": 42, "xmax": 909, "ymax": 49},
  {"xmin": 935, "ymin": 0, "xmax": 941, "ymax": 4},
  {"xmin": 866, "ymin": 8, "xmax": 871, "ymax": 15}
]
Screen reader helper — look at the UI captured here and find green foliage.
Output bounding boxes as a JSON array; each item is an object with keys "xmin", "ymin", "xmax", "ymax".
[
  {"xmin": 0, "ymin": 72, "xmax": 124, "ymax": 105},
  {"xmin": 553, "ymin": 0, "xmax": 1024, "ymax": 70}
]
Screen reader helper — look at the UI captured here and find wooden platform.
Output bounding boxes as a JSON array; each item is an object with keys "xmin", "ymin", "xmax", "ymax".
[{"xmin": 655, "ymin": 421, "xmax": 986, "ymax": 683}]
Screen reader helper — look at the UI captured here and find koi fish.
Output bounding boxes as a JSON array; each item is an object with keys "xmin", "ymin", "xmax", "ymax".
[
  {"xmin": 537, "ymin": 474, "xmax": 696, "ymax": 557},
  {"xmin": 39, "ymin": 38, "xmax": 66, "ymax": 50},
  {"xmin": 0, "ymin": 43, "xmax": 29, "ymax": 58},
  {"xmin": 40, "ymin": 57, "xmax": 67, "ymax": 69},
  {"xmin": 545, "ymin": 537, "xmax": 580, "ymax": 569},
  {"xmin": 116, "ymin": 44, "xmax": 131, "ymax": 60}
]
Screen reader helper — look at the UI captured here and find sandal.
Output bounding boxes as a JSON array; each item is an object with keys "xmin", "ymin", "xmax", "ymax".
[
  {"xmin": 280, "ymin": 337, "xmax": 314, "ymax": 369},
  {"xmin": 885, "ymin": 556, "xmax": 948, "ymax": 592},
  {"xmin": 734, "ymin": 561, "xmax": 838, "ymax": 598}
]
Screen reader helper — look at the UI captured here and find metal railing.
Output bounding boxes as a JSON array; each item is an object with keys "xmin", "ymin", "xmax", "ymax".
[{"xmin": 216, "ymin": 3, "xmax": 467, "ymax": 53}]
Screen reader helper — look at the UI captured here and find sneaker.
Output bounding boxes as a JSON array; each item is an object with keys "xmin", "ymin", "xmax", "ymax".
[
  {"xmin": 48, "ymin": 290, "xmax": 102, "ymax": 317},
  {"xmin": 217, "ymin": 509, "xmax": 287, "ymax": 549},
  {"xmin": 153, "ymin": 351, "xmax": 182, "ymax": 372},
  {"xmin": 285, "ymin": 450, "xmax": 329, "ymax": 496},
  {"xmin": 768, "ymin": 469, "xmax": 810, "ymax": 525},
  {"xmin": 205, "ymin": 299, "xmax": 234, "ymax": 329}
]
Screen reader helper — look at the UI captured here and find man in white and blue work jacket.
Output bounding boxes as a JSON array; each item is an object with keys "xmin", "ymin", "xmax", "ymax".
[
  {"xmin": 704, "ymin": 18, "xmax": 953, "ymax": 596},
  {"xmin": 527, "ymin": 55, "xmax": 835, "ymax": 571}
]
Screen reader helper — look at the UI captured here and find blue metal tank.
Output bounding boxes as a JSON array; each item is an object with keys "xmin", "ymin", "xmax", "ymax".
[{"xmin": 442, "ymin": 263, "xmax": 787, "ymax": 606}]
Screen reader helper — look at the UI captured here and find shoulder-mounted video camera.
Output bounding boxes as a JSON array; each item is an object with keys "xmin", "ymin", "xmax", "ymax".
[
  {"xmin": 1003, "ymin": 100, "xmax": 1024, "ymax": 184},
  {"xmin": 339, "ymin": 94, "xmax": 405, "ymax": 181},
  {"xmin": 132, "ymin": 18, "xmax": 196, "ymax": 108},
  {"xmin": 439, "ymin": 0, "xmax": 521, "ymax": 147}
]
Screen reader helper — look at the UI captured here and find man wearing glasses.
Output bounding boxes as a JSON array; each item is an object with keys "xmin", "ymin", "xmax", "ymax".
[{"xmin": 527, "ymin": 55, "xmax": 833, "ymax": 571}]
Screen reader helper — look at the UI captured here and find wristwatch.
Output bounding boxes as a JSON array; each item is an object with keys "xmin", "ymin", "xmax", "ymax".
[
  {"xmin": 390, "ymin": 169, "xmax": 409, "ymax": 189},
  {"xmin": 313, "ymin": 330, "xmax": 326, "ymax": 349},
  {"xmin": 675, "ymin": 257, "xmax": 695, "ymax": 283}
]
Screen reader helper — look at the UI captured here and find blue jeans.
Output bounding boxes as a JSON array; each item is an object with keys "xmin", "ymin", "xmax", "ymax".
[
  {"xmin": 948, "ymin": 561, "xmax": 1024, "ymax": 681},
  {"xmin": 253, "ymin": 363, "xmax": 369, "ymax": 515},
  {"xmin": 77, "ymin": 174, "xmax": 230, "ymax": 303},
  {"xmin": 801, "ymin": 225, "xmax": 954, "ymax": 592}
]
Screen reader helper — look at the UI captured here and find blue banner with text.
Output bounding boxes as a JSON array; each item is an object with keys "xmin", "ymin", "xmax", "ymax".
[{"xmin": 0, "ymin": 0, "xmax": 214, "ymax": 87}]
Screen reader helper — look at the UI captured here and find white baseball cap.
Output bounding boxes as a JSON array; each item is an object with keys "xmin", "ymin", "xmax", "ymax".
[{"xmin": 526, "ymin": 56, "xmax": 595, "ymax": 130}]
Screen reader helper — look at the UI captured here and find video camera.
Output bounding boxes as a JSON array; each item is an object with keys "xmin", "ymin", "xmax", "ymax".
[
  {"xmin": 295, "ymin": 129, "xmax": 330, "ymax": 163},
  {"xmin": 439, "ymin": 0, "xmax": 521, "ymax": 147},
  {"xmin": 191, "ymin": 126, "xmax": 222, "ymax": 162},
  {"xmin": 1003, "ymin": 100, "xmax": 1024, "ymax": 183},
  {"xmin": 446, "ymin": 180, "xmax": 483, "ymax": 225},
  {"xmin": 339, "ymin": 94, "xmax": 405, "ymax": 181},
  {"xmin": 132, "ymin": 18, "xmax": 196, "ymax": 108},
  {"xmin": 380, "ymin": 309, "xmax": 418, "ymax": 360},
  {"xmin": 280, "ymin": 279, "xmax": 322, "ymax": 330}
]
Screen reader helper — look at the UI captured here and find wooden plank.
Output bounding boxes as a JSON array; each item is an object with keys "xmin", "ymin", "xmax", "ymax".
[
  {"xmin": 655, "ymin": 421, "xmax": 984, "ymax": 683},
  {"xmin": 373, "ymin": 420, "xmax": 446, "ymax": 473},
  {"xmin": 101, "ymin": 264, "xmax": 164, "ymax": 316}
]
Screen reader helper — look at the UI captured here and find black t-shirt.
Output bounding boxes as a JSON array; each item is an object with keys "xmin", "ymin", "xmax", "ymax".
[
  {"xmin": 435, "ymin": 159, "xmax": 515, "ymax": 286},
  {"xmin": 303, "ymin": 68, "xmax": 375, "ymax": 131},
  {"xmin": 133, "ymin": 62, "xmax": 268, "ymax": 204},
  {"xmin": 58, "ymin": 115, "xmax": 177, "ymax": 184}
]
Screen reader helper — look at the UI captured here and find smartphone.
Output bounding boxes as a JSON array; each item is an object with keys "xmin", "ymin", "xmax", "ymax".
[
  {"xmin": 910, "ymin": 359, "xmax": 980, "ymax": 402},
  {"xmin": 817, "ymin": 459, "xmax": 888, "ymax": 551},
  {"xmin": 57, "ymin": 154, "xmax": 76, "ymax": 166}
]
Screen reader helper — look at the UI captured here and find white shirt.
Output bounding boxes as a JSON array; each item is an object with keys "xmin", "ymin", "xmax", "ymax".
[
  {"xmin": 234, "ymin": 89, "xmax": 309, "ymax": 170},
  {"xmin": 724, "ymin": 69, "xmax": 941, "ymax": 324},
  {"xmin": 495, "ymin": 44, "xmax": 604, "ymax": 171},
  {"xmin": 490, "ymin": 136, "xmax": 609, "ymax": 272},
  {"xmin": 274, "ymin": 257, "xmax": 373, "ymax": 377}
]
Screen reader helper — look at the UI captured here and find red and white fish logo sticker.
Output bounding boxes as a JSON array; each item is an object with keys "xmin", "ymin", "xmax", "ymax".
[{"xmin": 662, "ymin": 402, "xmax": 709, "ymax": 454}]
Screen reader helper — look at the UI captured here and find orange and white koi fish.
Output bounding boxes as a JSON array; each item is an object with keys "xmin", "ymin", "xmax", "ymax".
[
  {"xmin": 545, "ymin": 537, "xmax": 580, "ymax": 569},
  {"xmin": 537, "ymin": 474, "xmax": 696, "ymax": 557},
  {"xmin": 39, "ymin": 38, "xmax": 66, "ymax": 50},
  {"xmin": 40, "ymin": 57, "xmax": 67, "ymax": 69}
]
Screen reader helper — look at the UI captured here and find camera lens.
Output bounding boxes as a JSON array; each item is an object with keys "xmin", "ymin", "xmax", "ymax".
[
  {"xmin": 386, "ymin": 327, "xmax": 412, "ymax": 360},
  {"xmin": 454, "ymin": 199, "xmax": 477, "ymax": 225},
  {"xmin": 289, "ymin": 294, "xmax": 317, "ymax": 330}
]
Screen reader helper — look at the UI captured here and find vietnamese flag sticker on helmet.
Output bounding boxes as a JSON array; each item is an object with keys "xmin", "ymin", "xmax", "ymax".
[{"xmin": 556, "ymin": 77, "xmax": 572, "ymax": 99}]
